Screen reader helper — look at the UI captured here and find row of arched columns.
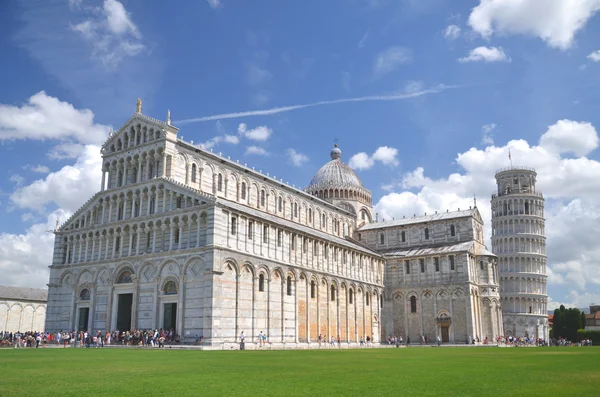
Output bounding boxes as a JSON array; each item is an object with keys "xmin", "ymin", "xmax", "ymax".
[
  {"xmin": 101, "ymin": 148, "xmax": 165, "ymax": 191},
  {"xmin": 60, "ymin": 211, "xmax": 209, "ymax": 265},
  {"xmin": 492, "ymin": 218, "xmax": 545, "ymax": 237},
  {"xmin": 491, "ymin": 196, "xmax": 544, "ymax": 218},
  {"xmin": 499, "ymin": 276, "xmax": 547, "ymax": 295},
  {"xmin": 492, "ymin": 236, "xmax": 546, "ymax": 255},
  {"xmin": 66, "ymin": 182, "xmax": 206, "ymax": 232}
]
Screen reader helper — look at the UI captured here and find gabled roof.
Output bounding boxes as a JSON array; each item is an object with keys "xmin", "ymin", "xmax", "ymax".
[
  {"xmin": 218, "ymin": 199, "xmax": 381, "ymax": 257},
  {"xmin": 359, "ymin": 208, "xmax": 480, "ymax": 231},
  {"xmin": 381, "ymin": 240, "xmax": 496, "ymax": 258},
  {"xmin": 58, "ymin": 177, "xmax": 216, "ymax": 232},
  {"xmin": 0, "ymin": 285, "xmax": 48, "ymax": 302},
  {"xmin": 102, "ymin": 113, "xmax": 176, "ymax": 149}
]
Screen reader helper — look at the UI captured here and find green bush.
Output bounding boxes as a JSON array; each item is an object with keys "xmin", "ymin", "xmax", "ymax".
[{"xmin": 577, "ymin": 329, "xmax": 600, "ymax": 343}]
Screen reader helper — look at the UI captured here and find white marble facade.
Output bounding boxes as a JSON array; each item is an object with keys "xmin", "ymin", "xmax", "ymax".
[
  {"xmin": 45, "ymin": 107, "xmax": 506, "ymax": 346},
  {"xmin": 45, "ymin": 110, "xmax": 384, "ymax": 345},
  {"xmin": 491, "ymin": 167, "xmax": 549, "ymax": 341},
  {"xmin": 359, "ymin": 210, "xmax": 503, "ymax": 343}
]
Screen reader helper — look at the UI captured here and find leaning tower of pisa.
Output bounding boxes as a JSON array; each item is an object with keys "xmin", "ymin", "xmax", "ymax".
[{"xmin": 491, "ymin": 167, "xmax": 549, "ymax": 341}]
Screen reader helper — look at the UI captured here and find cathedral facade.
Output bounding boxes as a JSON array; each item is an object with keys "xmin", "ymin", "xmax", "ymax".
[{"xmin": 45, "ymin": 107, "xmax": 502, "ymax": 345}]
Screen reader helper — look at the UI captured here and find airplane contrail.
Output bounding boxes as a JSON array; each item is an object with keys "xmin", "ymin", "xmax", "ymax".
[{"xmin": 176, "ymin": 85, "xmax": 456, "ymax": 124}]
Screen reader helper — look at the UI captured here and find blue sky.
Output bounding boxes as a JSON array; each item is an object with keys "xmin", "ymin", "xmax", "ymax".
[{"xmin": 2, "ymin": 0, "xmax": 600, "ymax": 309}]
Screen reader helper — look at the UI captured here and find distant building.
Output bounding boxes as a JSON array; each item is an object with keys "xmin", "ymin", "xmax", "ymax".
[
  {"xmin": 585, "ymin": 305, "xmax": 600, "ymax": 331},
  {"xmin": 0, "ymin": 285, "xmax": 48, "ymax": 332},
  {"xmin": 360, "ymin": 209, "xmax": 503, "ymax": 343}
]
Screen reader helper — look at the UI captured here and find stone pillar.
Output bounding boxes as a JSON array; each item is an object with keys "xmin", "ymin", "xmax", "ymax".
[{"xmin": 137, "ymin": 156, "xmax": 143, "ymax": 183}]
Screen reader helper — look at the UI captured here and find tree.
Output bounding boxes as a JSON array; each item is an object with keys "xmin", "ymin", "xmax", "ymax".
[{"xmin": 551, "ymin": 306, "xmax": 584, "ymax": 341}]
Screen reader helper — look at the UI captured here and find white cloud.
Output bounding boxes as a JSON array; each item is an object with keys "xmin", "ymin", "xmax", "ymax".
[
  {"xmin": 459, "ymin": 46, "xmax": 510, "ymax": 63},
  {"xmin": 481, "ymin": 123, "xmax": 496, "ymax": 145},
  {"xmin": 539, "ymin": 119, "xmax": 599, "ymax": 156},
  {"xmin": 287, "ymin": 149, "xmax": 309, "ymax": 167},
  {"xmin": 349, "ymin": 146, "xmax": 399, "ymax": 170},
  {"xmin": 71, "ymin": 0, "xmax": 145, "ymax": 68},
  {"xmin": 468, "ymin": 0, "xmax": 600, "ymax": 50},
  {"xmin": 373, "ymin": 46, "xmax": 412, "ymax": 76},
  {"xmin": 0, "ymin": 210, "xmax": 69, "ymax": 289},
  {"xmin": 444, "ymin": 24, "xmax": 461, "ymax": 40},
  {"xmin": 223, "ymin": 134, "xmax": 240, "ymax": 144},
  {"xmin": 48, "ymin": 143, "xmax": 87, "ymax": 160},
  {"xmin": 238, "ymin": 123, "xmax": 273, "ymax": 141},
  {"xmin": 11, "ymin": 145, "xmax": 103, "ymax": 213},
  {"xmin": 245, "ymin": 146, "xmax": 268, "ymax": 156},
  {"xmin": 587, "ymin": 50, "xmax": 600, "ymax": 62},
  {"xmin": 10, "ymin": 174, "xmax": 25, "ymax": 187},
  {"xmin": 348, "ymin": 152, "xmax": 374, "ymax": 170},
  {"xmin": 0, "ymin": 91, "xmax": 110, "ymax": 144},
  {"xmin": 0, "ymin": 94, "xmax": 112, "ymax": 289},
  {"xmin": 24, "ymin": 165, "xmax": 50, "ymax": 174},
  {"xmin": 374, "ymin": 118, "xmax": 600, "ymax": 307},
  {"xmin": 206, "ymin": 0, "xmax": 222, "ymax": 8}
]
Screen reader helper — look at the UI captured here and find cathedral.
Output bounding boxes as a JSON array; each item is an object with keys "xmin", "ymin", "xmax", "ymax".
[{"xmin": 45, "ymin": 104, "xmax": 504, "ymax": 345}]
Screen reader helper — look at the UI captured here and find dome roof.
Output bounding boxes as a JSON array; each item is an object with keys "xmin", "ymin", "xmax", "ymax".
[{"xmin": 307, "ymin": 144, "xmax": 364, "ymax": 190}]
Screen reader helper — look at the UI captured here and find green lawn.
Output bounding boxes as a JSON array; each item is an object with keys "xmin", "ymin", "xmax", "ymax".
[{"xmin": 0, "ymin": 347, "xmax": 598, "ymax": 396}]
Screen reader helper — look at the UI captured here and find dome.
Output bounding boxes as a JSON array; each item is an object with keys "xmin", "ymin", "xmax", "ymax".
[{"xmin": 307, "ymin": 144, "xmax": 364, "ymax": 190}]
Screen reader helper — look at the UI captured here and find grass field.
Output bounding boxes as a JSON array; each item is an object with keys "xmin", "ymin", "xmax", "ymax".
[{"xmin": 1, "ymin": 347, "xmax": 598, "ymax": 396}]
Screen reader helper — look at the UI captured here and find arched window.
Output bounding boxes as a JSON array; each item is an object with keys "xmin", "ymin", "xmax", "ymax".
[
  {"xmin": 310, "ymin": 280, "xmax": 316, "ymax": 299},
  {"xmin": 191, "ymin": 164, "xmax": 197, "ymax": 182},
  {"xmin": 450, "ymin": 224, "xmax": 456, "ymax": 237},
  {"xmin": 278, "ymin": 197, "xmax": 283, "ymax": 212},
  {"xmin": 380, "ymin": 294, "xmax": 384, "ymax": 308},
  {"xmin": 330, "ymin": 285, "xmax": 336, "ymax": 301},
  {"xmin": 401, "ymin": 230, "xmax": 406, "ymax": 242},
  {"xmin": 241, "ymin": 182, "xmax": 246, "ymax": 200},
  {"xmin": 117, "ymin": 270, "xmax": 133, "ymax": 284},
  {"xmin": 410, "ymin": 296, "xmax": 417, "ymax": 313},
  {"xmin": 294, "ymin": 202, "xmax": 298, "ymax": 218},
  {"xmin": 260, "ymin": 190, "xmax": 265, "ymax": 207},
  {"xmin": 80, "ymin": 289, "xmax": 90, "ymax": 300},
  {"xmin": 349, "ymin": 289, "xmax": 354, "ymax": 304},
  {"xmin": 322, "ymin": 214, "xmax": 326, "ymax": 228},
  {"xmin": 480, "ymin": 261, "xmax": 484, "ymax": 270},
  {"xmin": 287, "ymin": 276, "xmax": 292, "ymax": 296},
  {"xmin": 424, "ymin": 228, "xmax": 430, "ymax": 240},
  {"xmin": 308, "ymin": 208, "xmax": 313, "ymax": 223},
  {"xmin": 258, "ymin": 274, "xmax": 265, "ymax": 292},
  {"xmin": 380, "ymin": 233, "xmax": 385, "ymax": 245},
  {"xmin": 366, "ymin": 294, "xmax": 370, "ymax": 306},
  {"xmin": 164, "ymin": 280, "xmax": 177, "ymax": 295},
  {"xmin": 217, "ymin": 174, "xmax": 223, "ymax": 192}
]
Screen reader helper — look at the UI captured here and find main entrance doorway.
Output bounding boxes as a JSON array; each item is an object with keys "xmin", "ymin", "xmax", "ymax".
[
  {"xmin": 163, "ymin": 303, "xmax": 177, "ymax": 331},
  {"xmin": 78, "ymin": 308, "xmax": 89, "ymax": 331},
  {"xmin": 441, "ymin": 326, "xmax": 450, "ymax": 343},
  {"xmin": 116, "ymin": 293, "xmax": 133, "ymax": 331}
]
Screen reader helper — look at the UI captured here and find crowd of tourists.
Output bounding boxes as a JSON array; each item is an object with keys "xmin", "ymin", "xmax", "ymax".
[
  {"xmin": 0, "ymin": 329, "xmax": 181, "ymax": 348},
  {"xmin": 550, "ymin": 337, "xmax": 593, "ymax": 347}
]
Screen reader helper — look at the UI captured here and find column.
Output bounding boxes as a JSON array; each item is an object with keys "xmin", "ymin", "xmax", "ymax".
[
  {"xmin": 186, "ymin": 220, "xmax": 192, "ymax": 249},
  {"xmin": 91, "ymin": 236, "xmax": 96, "ymax": 262},
  {"xmin": 84, "ymin": 237, "xmax": 89, "ymax": 262},
  {"xmin": 89, "ymin": 289, "xmax": 96, "ymax": 332},
  {"xmin": 128, "ymin": 231, "xmax": 133, "ymax": 256},
  {"xmin": 123, "ymin": 159, "xmax": 128, "ymax": 187},
  {"xmin": 136, "ymin": 228, "xmax": 142, "ymax": 255},
  {"xmin": 196, "ymin": 217, "xmax": 201, "ymax": 247},
  {"xmin": 169, "ymin": 225, "xmax": 174, "ymax": 251},
  {"xmin": 108, "ymin": 199, "xmax": 113, "ymax": 223},
  {"xmin": 132, "ymin": 195, "xmax": 137, "ymax": 218},
  {"xmin": 177, "ymin": 276, "xmax": 185, "ymax": 336},
  {"xmin": 101, "ymin": 170, "xmax": 106, "ymax": 191},
  {"xmin": 137, "ymin": 156, "xmax": 143, "ymax": 183}
]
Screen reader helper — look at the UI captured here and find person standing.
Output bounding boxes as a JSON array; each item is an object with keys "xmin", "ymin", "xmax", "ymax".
[
  {"xmin": 239, "ymin": 331, "xmax": 245, "ymax": 350},
  {"xmin": 258, "ymin": 331, "xmax": 264, "ymax": 347},
  {"xmin": 437, "ymin": 335, "xmax": 441, "ymax": 346}
]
